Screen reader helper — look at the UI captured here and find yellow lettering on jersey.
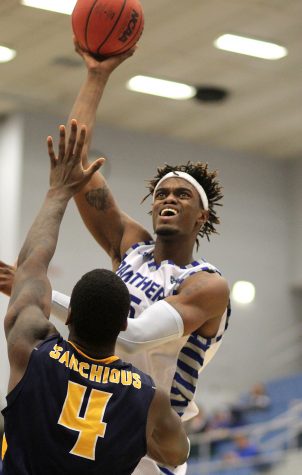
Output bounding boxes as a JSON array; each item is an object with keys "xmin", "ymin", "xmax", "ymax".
[
  {"xmin": 69, "ymin": 353, "xmax": 79, "ymax": 372},
  {"xmin": 49, "ymin": 345, "xmax": 63, "ymax": 360},
  {"xmin": 109, "ymin": 368, "xmax": 120, "ymax": 384},
  {"xmin": 132, "ymin": 373, "xmax": 142, "ymax": 389},
  {"xmin": 79, "ymin": 362, "xmax": 89, "ymax": 379},
  {"xmin": 102, "ymin": 366, "xmax": 110, "ymax": 383},
  {"xmin": 59, "ymin": 351, "xmax": 70, "ymax": 367},
  {"xmin": 89, "ymin": 364, "xmax": 103, "ymax": 383},
  {"xmin": 1, "ymin": 433, "xmax": 7, "ymax": 460},
  {"xmin": 121, "ymin": 370, "xmax": 132, "ymax": 386},
  {"xmin": 58, "ymin": 381, "xmax": 112, "ymax": 460}
]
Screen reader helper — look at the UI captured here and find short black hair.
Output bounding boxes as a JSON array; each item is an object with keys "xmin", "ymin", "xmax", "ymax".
[
  {"xmin": 143, "ymin": 162, "xmax": 223, "ymax": 244},
  {"xmin": 70, "ymin": 269, "xmax": 130, "ymax": 346}
]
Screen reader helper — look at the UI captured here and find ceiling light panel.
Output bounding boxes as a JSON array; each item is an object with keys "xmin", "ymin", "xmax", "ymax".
[
  {"xmin": 214, "ymin": 34, "xmax": 287, "ymax": 60},
  {"xmin": 127, "ymin": 76, "xmax": 196, "ymax": 100},
  {"xmin": 0, "ymin": 46, "xmax": 16, "ymax": 63},
  {"xmin": 21, "ymin": 0, "xmax": 76, "ymax": 15}
]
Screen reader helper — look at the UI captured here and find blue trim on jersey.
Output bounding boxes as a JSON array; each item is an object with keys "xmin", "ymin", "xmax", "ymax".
[
  {"xmin": 180, "ymin": 346, "xmax": 204, "ymax": 365},
  {"xmin": 158, "ymin": 466, "xmax": 176, "ymax": 475},
  {"xmin": 170, "ymin": 398, "xmax": 188, "ymax": 407},
  {"xmin": 170, "ymin": 386, "xmax": 179, "ymax": 395},
  {"xmin": 122, "ymin": 240, "xmax": 155, "ymax": 260},
  {"xmin": 177, "ymin": 360, "xmax": 199, "ymax": 378},
  {"xmin": 174, "ymin": 372, "xmax": 195, "ymax": 393},
  {"xmin": 123, "ymin": 241, "xmax": 223, "ymax": 272},
  {"xmin": 187, "ymin": 334, "xmax": 210, "ymax": 351}
]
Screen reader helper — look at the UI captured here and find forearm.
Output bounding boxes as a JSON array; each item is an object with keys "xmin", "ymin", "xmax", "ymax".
[
  {"xmin": 148, "ymin": 409, "xmax": 190, "ymax": 467},
  {"xmin": 18, "ymin": 190, "xmax": 69, "ymax": 268},
  {"xmin": 67, "ymin": 71, "xmax": 109, "ymax": 158},
  {"xmin": 67, "ymin": 71, "xmax": 112, "ymax": 241},
  {"xmin": 147, "ymin": 436, "xmax": 189, "ymax": 467}
]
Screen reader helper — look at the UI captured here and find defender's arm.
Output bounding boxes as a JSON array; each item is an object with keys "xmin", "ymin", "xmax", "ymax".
[
  {"xmin": 146, "ymin": 388, "xmax": 189, "ymax": 467},
  {"xmin": 5, "ymin": 122, "xmax": 102, "ymax": 392}
]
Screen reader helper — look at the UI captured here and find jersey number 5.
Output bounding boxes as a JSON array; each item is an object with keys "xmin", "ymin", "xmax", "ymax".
[
  {"xmin": 129, "ymin": 294, "xmax": 142, "ymax": 318},
  {"xmin": 58, "ymin": 381, "xmax": 112, "ymax": 460}
]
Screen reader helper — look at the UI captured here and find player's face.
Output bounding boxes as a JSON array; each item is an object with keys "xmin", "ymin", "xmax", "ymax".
[{"xmin": 152, "ymin": 177, "xmax": 207, "ymax": 238}]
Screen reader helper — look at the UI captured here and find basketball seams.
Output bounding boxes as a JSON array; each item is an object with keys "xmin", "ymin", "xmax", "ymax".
[
  {"xmin": 110, "ymin": 11, "xmax": 143, "ymax": 55},
  {"xmin": 96, "ymin": 0, "xmax": 128, "ymax": 55},
  {"xmin": 85, "ymin": 0, "xmax": 99, "ymax": 51}
]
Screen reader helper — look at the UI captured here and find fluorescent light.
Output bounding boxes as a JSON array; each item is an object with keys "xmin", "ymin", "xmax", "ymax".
[
  {"xmin": 232, "ymin": 281, "xmax": 256, "ymax": 305},
  {"xmin": 21, "ymin": 0, "xmax": 76, "ymax": 15},
  {"xmin": 214, "ymin": 34, "xmax": 287, "ymax": 60},
  {"xmin": 127, "ymin": 76, "xmax": 196, "ymax": 100},
  {"xmin": 0, "ymin": 46, "xmax": 16, "ymax": 63}
]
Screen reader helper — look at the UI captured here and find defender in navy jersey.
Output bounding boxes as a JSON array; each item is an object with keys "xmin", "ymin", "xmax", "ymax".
[{"xmin": 1, "ymin": 122, "xmax": 189, "ymax": 475}]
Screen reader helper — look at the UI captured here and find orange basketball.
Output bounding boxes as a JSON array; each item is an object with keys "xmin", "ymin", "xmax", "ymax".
[{"xmin": 72, "ymin": 0, "xmax": 144, "ymax": 58}]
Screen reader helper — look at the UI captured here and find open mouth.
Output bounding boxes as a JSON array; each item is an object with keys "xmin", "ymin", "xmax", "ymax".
[{"xmin": 160, "ymin": 208, "xmax": 178, "ymax": 217}]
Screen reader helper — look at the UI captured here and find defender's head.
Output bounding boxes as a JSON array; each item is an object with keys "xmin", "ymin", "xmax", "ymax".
[{"xmin": 69, "ymin": 269, "xmax": 130, "ymax": 346}]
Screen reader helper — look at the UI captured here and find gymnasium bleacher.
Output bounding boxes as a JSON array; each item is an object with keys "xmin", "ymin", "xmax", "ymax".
[{"xmin": 187, "ymin": 373, "xmax": 302, "ymax": 475}]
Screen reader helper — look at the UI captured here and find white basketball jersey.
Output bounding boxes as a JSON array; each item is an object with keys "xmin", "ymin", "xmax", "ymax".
[
  {"xmin": 51, "ymin": 240, "xmax": 230, "ymax": 475},
  {"xmin": 115, "ymin": 241, "xmax": 230, "ymax": 475}
]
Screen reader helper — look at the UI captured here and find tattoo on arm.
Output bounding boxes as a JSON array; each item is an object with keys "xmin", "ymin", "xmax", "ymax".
[{"xmin": 85, "ymin": 187, "xmax": 111, "ymax": 212}]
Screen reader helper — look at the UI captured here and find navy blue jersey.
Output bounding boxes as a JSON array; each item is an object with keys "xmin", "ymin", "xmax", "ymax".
[{"xmin": 2, "ymin": 334, "xmax": 155, "ymax": 475}]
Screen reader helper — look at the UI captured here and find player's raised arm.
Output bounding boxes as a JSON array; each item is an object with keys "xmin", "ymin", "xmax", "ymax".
[
  {"xmin": 67, "ymin": 42, "xmax": 150, "ymax": 268},
  {"xmin": 4, "ymin": 120, "xmax": 103, "ymax": 392},
  {"xmin": 146, "ymin": 388, "xmax": 189, "ymax": 467}
]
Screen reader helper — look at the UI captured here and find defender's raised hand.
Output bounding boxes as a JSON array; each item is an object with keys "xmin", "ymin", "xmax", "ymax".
[{"xmin": 47, "ymin": 119, "xmax": 104, "ymax": 197}]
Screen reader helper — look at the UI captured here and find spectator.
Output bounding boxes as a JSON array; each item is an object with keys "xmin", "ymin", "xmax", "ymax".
[
  {"xmin": 231, "ymin": 383, "xmax": 271, "ymax": 426},
  {"xmin": 232, "ymin": 434, "xmax": 260, "ymax": 459}
]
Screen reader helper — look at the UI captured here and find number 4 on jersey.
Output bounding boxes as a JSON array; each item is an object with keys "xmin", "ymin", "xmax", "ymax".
[{"xmin": 58, "ymin": 381, "xmax": 112, "ymax": 460}]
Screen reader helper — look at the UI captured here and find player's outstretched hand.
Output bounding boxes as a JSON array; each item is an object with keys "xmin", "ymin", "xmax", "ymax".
[
  {"xmin": 0, "ymin": 260, "xmax": 16, "ymax": 297},
  {"xmin": 73, "ymin": 36, "xmax": 137, "ymax": 77},
  {"xmin": 47, "ymin": 119, "xmax": 104, "ymax": 197}
]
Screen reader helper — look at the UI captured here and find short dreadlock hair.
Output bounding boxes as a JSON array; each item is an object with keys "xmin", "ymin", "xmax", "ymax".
[{"xmin": 143, "ymin": 162, "xmax": 223, "ymax": 245}]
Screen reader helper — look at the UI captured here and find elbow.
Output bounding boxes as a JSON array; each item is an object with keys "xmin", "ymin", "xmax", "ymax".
[
  {"xmin": 169, "ymin": 448, "xmax": 189, "ymax": 467},
  {"xmin": 172, "ymin": 436, "xmax": 190, "ymax": 466},
  {"xmin": 156, "ymin": 441, "xmax": 190, "ymax": 467}
]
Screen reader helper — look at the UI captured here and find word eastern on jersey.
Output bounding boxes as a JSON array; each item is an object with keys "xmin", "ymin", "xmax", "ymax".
[{"xmin": 49, "ymin": 344, "xmax": 142, "ymax": 389}]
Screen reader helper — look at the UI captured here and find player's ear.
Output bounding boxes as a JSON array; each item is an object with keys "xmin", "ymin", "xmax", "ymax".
[
  {"xmin": 196, "ymin": 209, "xmax": 209, "ymax": 227},
  {"xmin": 65, "ymin": 307, "xmax": 72, "ymax": 326}
]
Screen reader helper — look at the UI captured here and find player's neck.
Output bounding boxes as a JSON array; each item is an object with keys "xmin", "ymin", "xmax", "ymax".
[
  {"xmin": 68, "ymin": 334, "xmax": 116, "ymax": 360},
  {"xmin": 154, "ymin": 237, "xmax": 195, "ymax": 266}
]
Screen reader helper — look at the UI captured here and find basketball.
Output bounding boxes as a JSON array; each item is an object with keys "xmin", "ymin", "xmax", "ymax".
[{"xmin": 72, "ymin": 0, "xmax": 144, "ymax": 58}]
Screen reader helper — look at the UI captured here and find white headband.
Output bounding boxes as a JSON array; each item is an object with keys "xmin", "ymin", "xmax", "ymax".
[{"xmin": 153, "ymin": 171, "xmax": 209, "ymax": 210}]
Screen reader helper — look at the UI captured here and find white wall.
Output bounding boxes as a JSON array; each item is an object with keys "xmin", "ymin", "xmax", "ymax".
[
  {"xmin": 289, "ymin": 159, "xmax": 302, "ymax": 287},
  {"xmin": 0, "ymin": 110, "xmax": 301, "ymax": 414},
  {"xmin": 0, "ymin": 115, "xmax": 23, "ymax": 416}
]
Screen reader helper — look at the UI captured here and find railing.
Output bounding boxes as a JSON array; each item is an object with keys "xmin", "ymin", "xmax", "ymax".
[{"xmin": 187, "ymin": 400, "xmax": 302, "ymax": 474}]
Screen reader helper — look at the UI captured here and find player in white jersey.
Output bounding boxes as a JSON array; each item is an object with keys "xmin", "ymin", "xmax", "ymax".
[{"xmin": 0, "ymin": 44, "xmax": 230, "ymax": 475}]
